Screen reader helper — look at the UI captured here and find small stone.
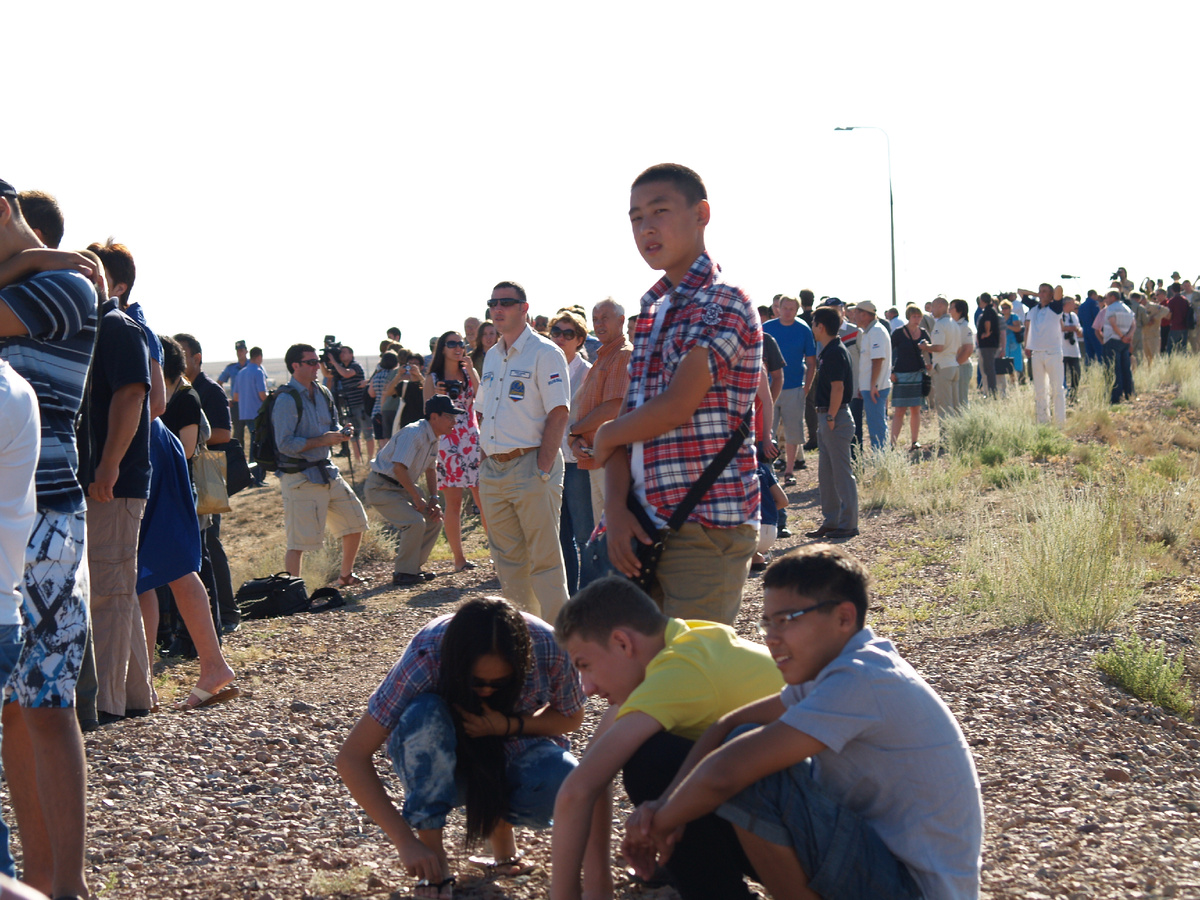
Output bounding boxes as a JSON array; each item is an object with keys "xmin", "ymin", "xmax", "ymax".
[{"xmin": 1102, "ymin": 767, "xmax": 1131, "ymax": 783}]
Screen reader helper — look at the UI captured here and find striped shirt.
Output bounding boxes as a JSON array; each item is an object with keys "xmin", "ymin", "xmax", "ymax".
[
  {"xmin": 0, "ymin": 270, "xmax": 98, "ymax": 513},
  {"xmin": 367, "ymin": 612, "xmax": 586, "ymax": 757},
  {"xmin": 627, "ymin": 253, "xmax": 762, "ymax": 529}
]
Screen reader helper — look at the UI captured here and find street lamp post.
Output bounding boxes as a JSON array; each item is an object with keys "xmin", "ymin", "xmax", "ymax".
[{"xmin": 835, "ymin": 125, "xmax": 896, "ymax": 311}]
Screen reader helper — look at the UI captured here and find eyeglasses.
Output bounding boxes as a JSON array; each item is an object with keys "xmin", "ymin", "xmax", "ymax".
[
  {"xmin": 550, "ymin": 327, "xmax": 578, "ymax": 340},
  {"xmin": 470, "ymin": 675, "xmax": 513, "ymax": 691},
  {"xmin": 298, "ymin": 359, "xmax": 321, "ymax": 367},
  {"xmin": 444, "ymin": 340, "xmax": 467, "ymax": 349},
  {"xmin": 757, "ymin": 600, "xmax": 840, "ymax": 636},
  {"xmin": 487, "ymin": 298, "xmax": 522, "ymax": 308}
]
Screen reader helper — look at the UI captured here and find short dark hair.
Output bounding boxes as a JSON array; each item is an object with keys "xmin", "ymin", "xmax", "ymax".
[
  {"xmin": 799, "ymin": 289, "xmax": 815, "ymax": 307},
  {"xmin": 979, "ymin": 292, "xmax": 993, "ymax": 305},
  {"xmin": 387, "ymin": 327, "xmax": 401, "ymax": 338},
  {"xmin": 18, "ymin": 190, "xmax": 64, "ymax": 249},
  {"xmin": 763, "ymin": 544, "xmax": 870, "ymax": 629},
  {"xmin": 812, "ymin": 306, "xmax": 841, "ymax": 335},
  {"xmin": 87, "ymin": 238, "xmax": 136, "ymax": 304},
  {"xmin": 631, "ymin": 163, "xmax": 707, "ymax": 207},
  {"xmin": 173, "ymin": 332, "xmax": 202, "ymax": 357},
  {"xmin": 160, "ymin": 335, "xmax": 186, "ymax": 383},
  {"xmin": 951, "ymin": 299, "xmax": 969, "ymax": 319},
  {"xmin": 380, "ymin": 350, "xmax": 399, "ymax": 370},
  {"xmin": 285, "ymin": 343, "xmax": 316, "ymax": 374},
  {"xmin": 249, "ymin": 346, "xmax": 263, "ymax": 359},
  {"xmin": 756, "ymin": 305, "xmax": 773, "ymax": 319},
  {"xmin": 493, "ymin": 280, "xmax": 527, "ymax": 304},
  {"xmin": 555, "ymin": 576, "xmax": 668, "ymax": 645}
]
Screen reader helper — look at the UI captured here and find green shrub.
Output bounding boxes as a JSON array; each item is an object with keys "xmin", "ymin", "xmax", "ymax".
[
  {"xmin": 1148, "ymin": 452, "xmax": 1185, "ymax": 480},
  {"xmin": 1096, "ymin": 635, "xmax": 1193, "ymax": 718},
  {"xmin": 982, "ymin": 464, "xmax": 1035, "ymax": 489},
  {"xmin": 1030, "ymin": 426, "xmax": 1072, "ymax": 461},
  {"xmin": 979, "ymin": 446, "xmax": 1006, "ymax": 467},
  {"xmin": 942, "ymin": 394, "xmax": 1038, "ymax": 458}
]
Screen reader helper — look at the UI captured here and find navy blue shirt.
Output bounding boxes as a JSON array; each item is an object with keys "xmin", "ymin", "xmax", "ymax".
[
  {"xmin": 89, "ymin": 299, "xmax": 152, "ymax": 500},
  {"xmin": 813, "ymin": 338, "xmax": 853, "ymax": 409}
]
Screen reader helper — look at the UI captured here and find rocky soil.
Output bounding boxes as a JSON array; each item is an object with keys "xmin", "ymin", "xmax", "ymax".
[{"xmin": 19, "ymin": 445, "xmax": 1200, "ymax": 900}]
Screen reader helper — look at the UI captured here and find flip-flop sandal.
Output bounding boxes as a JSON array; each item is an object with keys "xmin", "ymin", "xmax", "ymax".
[
  {"xmin": 467, "ymin": 850, "xmax": 534, "ymax": 877},
  {"xmin": 175, "ymin": 684, "xmax": 240, "ymax": 712},
  {"xmin": 337, "ymin": 573, "xmax": 369, "ymax": 587},
  {"xmin": 413, "ymin": 875, "xmax": 455, "ymax": 898},
  {"xmin": 455, "ymin": 561, "xmax": 478, "ymax": 572}
]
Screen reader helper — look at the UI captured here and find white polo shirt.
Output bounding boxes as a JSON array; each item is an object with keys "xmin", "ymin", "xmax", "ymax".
[
  {"xmin": 857, "ymin": 319, "xmax": 893, "ymax": 394},
  {"xmin": 930, "ymin": 314, "xmax": 960, "ymax": 369},
  {"xmin": 1025, "ymin": 302, "xmax": 1064, "ymax": 354},
  {"xmin": 477, "ymin": 325, "xmax": 572, "ymax": 456}
]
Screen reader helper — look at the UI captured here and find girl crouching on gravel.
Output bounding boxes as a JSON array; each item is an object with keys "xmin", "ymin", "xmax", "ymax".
[{"xmin": 336, "ymin": 598, "xmax": 586, "ymax": 899}]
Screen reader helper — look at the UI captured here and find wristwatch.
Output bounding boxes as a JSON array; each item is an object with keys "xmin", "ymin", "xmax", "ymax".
[
  {"xmin": 538, "ymin": 469, "xmax": 551, "ymax": 483},
  {"xmin": 826, "ymin": 414, "xmax": 834, "ymax": 422}
]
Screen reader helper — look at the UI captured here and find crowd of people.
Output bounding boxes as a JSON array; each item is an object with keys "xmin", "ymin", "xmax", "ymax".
[{"xmin": 2, "ymin": 158, "xmax": 1193, "ymax": 900}]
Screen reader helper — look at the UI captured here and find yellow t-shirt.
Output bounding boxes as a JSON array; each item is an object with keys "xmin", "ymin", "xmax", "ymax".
[{"xmin": 617, "ymin": 618, "xmax": 783, "ymax": 741}]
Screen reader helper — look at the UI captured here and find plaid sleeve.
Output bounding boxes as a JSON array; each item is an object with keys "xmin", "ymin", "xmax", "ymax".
[
  {"xmin": 679, "ymin": 287, "xmax": 760, "ymax": 390},
  {"xmin": 526, "ymin": 618, "xmax": 586, "ymax": 716},
  {"xmin": 366, "ymin": 625, "xmax": 443, "ymax": 731}
]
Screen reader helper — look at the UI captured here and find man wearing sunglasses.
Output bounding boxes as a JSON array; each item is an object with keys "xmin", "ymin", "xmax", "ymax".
[
  {"xmin": 273, "ymin": 343, "xmax": 369, "ymax": 587},
  {"xmin": 476, "ymin": 282, "xmax": 573, "ymax": 621}
]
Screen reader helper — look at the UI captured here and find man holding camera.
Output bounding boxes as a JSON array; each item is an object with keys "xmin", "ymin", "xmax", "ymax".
[
  {"xmin": 275, "ymin": 344, "xmax": 369, "ymax": 587},
  {"xmin": 321, "ymin": 342, "xmax": 375, "ymax": 464}
]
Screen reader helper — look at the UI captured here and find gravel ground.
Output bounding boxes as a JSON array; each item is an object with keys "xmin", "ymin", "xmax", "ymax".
[{"xmin": 20, "ymin": 450, "xmax": 1199, "ymax": 900}]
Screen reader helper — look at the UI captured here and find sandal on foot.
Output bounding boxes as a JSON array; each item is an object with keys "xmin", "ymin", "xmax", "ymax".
[
  {"xmin": 467, "ymin": 850, "xmax": 534, "ymax": 877},
  {"xmin": 175, "ymin": 684, "xmax": 240, "ymax": 711},
  {"xmin": 413, "ymin": 875, "xmax": 455, "ymax": 899},
  {"xmin": 455, "ymin": 561, "xmax": 478, "ymax": 572},
  {"xmin": 336, "ymin": 572, "xmax": 369, "ymax": 587}
]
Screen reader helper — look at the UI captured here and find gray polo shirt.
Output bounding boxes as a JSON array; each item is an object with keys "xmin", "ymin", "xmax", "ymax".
[{"xmin": 371, "ymin": 418, "xmax": 439, "ymax": 479}]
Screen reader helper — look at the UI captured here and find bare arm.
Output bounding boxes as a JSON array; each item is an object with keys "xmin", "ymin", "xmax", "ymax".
[
  {"xmin": 178, "ymin": 424, "xmax": 199, "ymax": 459},
  {"xmin": 0, "ymin": 248, "xmax": 96, "ymax": 295},
  {"xmin": 538, "ymin": 405, "xmax": 570, "ymax": 474},
  {"xmin": 571, "ymin": 397, "xmax": 624, "ymax": 438},
  {"xmin": 206, "ymin": 427, "xmax": 232, "ymax": 447},
  {"xmin": 827, "ymin": 381, "xmax": 845, "ymax": 425},
  {"xmin": 768, "ymin": 365, "xmax": 784, "ymax": 400},
  {"xmin": 88, "ymin": 382, "xmax": 147, "ymax": 503},
  {"xmin": 336, "ymin": 714, "xmax": 445, "ymax": 882},
  {"xmin": 148, "ymin": 359, "xmax": 167, "ymax": 419},
  {"xmin": 803, "ymin": 354, "xmax": 816, "ymax": 392}
]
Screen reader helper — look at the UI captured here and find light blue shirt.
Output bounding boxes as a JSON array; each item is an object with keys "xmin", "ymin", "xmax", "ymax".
[
  {"xmin": 233, "ymin": 362, "xmax": 268, "ymax": 421},
  {"xmin": 271, "ymin": 377, "xmax": 340, "ymax": 484}
]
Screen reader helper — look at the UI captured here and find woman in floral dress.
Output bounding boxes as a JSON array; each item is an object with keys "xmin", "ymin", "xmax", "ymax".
[{"xmin": 424, "ymin": 331, "xmax": 483, "ymax": 571}]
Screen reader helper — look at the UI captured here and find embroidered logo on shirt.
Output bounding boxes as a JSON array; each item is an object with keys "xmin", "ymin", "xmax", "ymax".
[
  {"xmin": 510, "ymin": 369, "xmax": 533, "ymax": 379},
  {"xmin": 548, "ymin": 372, "xmax": 562, "ymax": 385},
  {"xmin": 701, "ymin": 304, "xmax": 722, "ymax": 326},
  {"xmin": 509, "ymin": 380, "xmax": 525, "ymax": 401},
  {"xmin": 482, "ymin": 371, "xmax": 494, "ymax": 383}
]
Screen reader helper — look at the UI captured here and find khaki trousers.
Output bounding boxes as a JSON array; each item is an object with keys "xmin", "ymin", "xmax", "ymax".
[
  {"xmin": 588, "ymin": 468, "xmax": 605, "ymax": 530},
  {"xmin": 650, "ymin": 521, "xmax": 757, "ymax": 625},
  {"xmin": 932, "ymin": 364, "xmax": 959, "ymax": 420},
  {"xmin": 87, "ymin": 497, "xmax": 151, "ymax": 716},
  {"xmin": 479, "ymin": 451, "xmax": 569, "ymax": 622},
  {"xmin": 364, "ymin": 472, "xmax": 441, "ymax": 575}
]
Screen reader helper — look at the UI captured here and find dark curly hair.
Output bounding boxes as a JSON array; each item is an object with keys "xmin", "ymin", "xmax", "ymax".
[{"xmin": 438, "ymin": 597, "xmax": 532, "ymax": 844}]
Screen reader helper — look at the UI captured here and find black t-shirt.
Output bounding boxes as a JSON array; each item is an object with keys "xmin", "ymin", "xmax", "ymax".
[
  {"xmin": 891, "ymin": 325, "xmax": 930, "ymax": 373},
  {"xmin": 89, "ymin": 300, "xmax": 152, "ymax": 499},
  {"xmin": 162, "ymin": 385, "xmax": 203, "ymax": 443},
  {"xmin": 762, "ymin": 332, "xmax": 785, "ymax": 374},
  {"xmin": 977, "ymin": 307, "xmax": 1001, "ymax": 349},
  {"xmin": 813, "ymin": 339, "xmax": 853, "ymax": 408},
  {"xmin": 399, "ymin": 381, "xmax": 424, "ymax": 428},
  {"xmin": 193, "ymin": 370, "xmax": 232, "ymax": 433}
]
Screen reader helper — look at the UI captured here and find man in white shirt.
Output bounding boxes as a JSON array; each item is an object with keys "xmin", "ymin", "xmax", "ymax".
[
  {"xmin": 848, "ymin": 301, "xmax": 891, "ymax": 451},
  {"xmin": 1096, "ymin": 289, "xmax": 1135, "ymax": 405},
  {"xmin": 1020, "ymin": 283, "xmax": 1066, "ymax": 425},
  {"xmin": 1060, "ymin": 296, "xmax": 1083, "ymax": 403},
  {"xmin": 477, "ymin": 281, "xmax": 572, "ymax": 620},
  {"xmin": 927, "ymin": 296, "xmax": 961, "ymax": 422}
]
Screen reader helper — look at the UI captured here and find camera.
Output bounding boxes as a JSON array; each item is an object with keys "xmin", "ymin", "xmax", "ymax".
[
  {"xmin": 440, "ymin": 379, "xmax": 464, "ymax": 401},
  {"xmin": 321, "ymin": 335, "xmax": 343, "ymax": 368},
  {"xmin": 1065, "ymin": 332, "xmax": 1076, "ymax": 345}
]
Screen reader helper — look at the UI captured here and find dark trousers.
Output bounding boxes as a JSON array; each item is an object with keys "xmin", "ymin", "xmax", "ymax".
[
  {"xmin": 624, "ymin": 732, "xmax": 757, "ymax": 900},
  {"xmin": 204, "ymin": 515, "xmax": 239, "ymax": 627},
  {"xmin": 1105, "ymin": 340, "xmax": 1133, "ymax": 403},
  {"xmin": 849, "ymin": 396, "xmax": 864, "ymax": 459},
  {"xmin": 1063, "ymin": 356, "xmax": 1081, "ymax": 404},
  {"xmin": 804, "ymin": 388, "xmax": 818, "ymax": 445}
]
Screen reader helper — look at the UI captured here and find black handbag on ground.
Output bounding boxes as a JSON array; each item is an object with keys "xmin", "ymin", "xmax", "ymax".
[
  {"xmin": 591, "ymin": 407, "xmax": 754, "ymax": 594},
  {"xmin": 236, "ymin": 572, "xmax": 346, "ymax": 620}
]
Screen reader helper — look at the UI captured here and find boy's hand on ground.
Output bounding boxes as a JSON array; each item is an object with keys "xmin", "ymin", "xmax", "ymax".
[
  {"xmin": 623, "ymin": 801, "xmax": 666, "ymax": 878},
  {"xmin": 455, "ymin": 702, "xmax": 509, "ymax": 738},
  {"xmin": 604, "ymin": 506, "xmax": 651, "ymax": 579},
  {"xmin": 396, "ymin": 837, "xmax": 445, "ymax": 882}
]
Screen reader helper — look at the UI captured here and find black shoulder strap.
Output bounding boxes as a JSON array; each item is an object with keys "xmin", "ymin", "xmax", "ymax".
[{"xmin": 664, "ymin": 405, "xmax": 755, "ymax": 533}]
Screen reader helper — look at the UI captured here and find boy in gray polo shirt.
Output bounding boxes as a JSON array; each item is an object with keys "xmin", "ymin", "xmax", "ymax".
[
  {"xmin": 627, "ymin": 544, "xmax": 983, "ymax": 900},
  {"xmin": 365, "ymin": 397, "xmax": 462, "ymax": 586}
]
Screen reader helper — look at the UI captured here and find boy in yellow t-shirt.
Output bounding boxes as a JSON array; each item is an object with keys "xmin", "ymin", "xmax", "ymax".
[{"xmin": 549, "ymin": 576, "xmax": 782, "ymax": 900}]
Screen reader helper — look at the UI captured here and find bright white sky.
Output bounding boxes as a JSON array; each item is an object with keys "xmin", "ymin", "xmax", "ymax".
[{"xmin": 7, "ymin": 1, "xmax": 1198, "ymax": 366}]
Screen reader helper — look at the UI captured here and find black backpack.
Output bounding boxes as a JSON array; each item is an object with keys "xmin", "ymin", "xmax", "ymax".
[
  {"xmin": 251, "ymin": 383, "xmax": 335, "ymax": 473},
  {"xmin": 235, "ymin": 572, "xmax": 346, "ymax": 620}
]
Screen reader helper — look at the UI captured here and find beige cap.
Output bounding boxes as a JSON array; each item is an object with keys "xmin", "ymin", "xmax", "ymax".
[{"xmin": 852, "ymin": 300, "xmax": 877, "ymax": 314}]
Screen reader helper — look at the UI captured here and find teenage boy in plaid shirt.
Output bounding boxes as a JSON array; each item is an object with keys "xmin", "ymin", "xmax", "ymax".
[{"xmin": 593, "ymin": 164, "xmax": 762, "ymax": 625}]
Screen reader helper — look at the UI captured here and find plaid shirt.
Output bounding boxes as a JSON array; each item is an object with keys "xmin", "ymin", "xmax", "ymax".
[
  {"xmin": 367, "ymin": 612, "xmax": 585, "ymax": 756},
  {"xmin": 626, "ymin": 253, "xmax": 762, "ymax": 528}
]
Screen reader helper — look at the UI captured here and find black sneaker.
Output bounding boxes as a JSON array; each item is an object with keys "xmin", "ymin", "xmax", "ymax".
[
  {"xmin": 803, "ymin": 441, "xmax": 818, "ymax": 451},
  {"xmin": 392, "ymin": 572, "xmax": 425, "ymax": 586}
]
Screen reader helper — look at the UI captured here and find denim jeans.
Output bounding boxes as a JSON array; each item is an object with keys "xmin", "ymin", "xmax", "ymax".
[
  {"xmin": 559, "ymin": 463, "xmax": 596, "ymax": 595},
  {"xmin": 1105, "ymin": 339, "xmax": 1134, "ymax": 404},
  {"xmin": 0, "ymin": 623, "xmax": 25, "ymax": 877},
  {"xmin": 859, "ymin": 388, "xmax": 890, "ymax": 451},
  {"xmin": 386, "ymin": 693, "xmax": 576, "ymax": 831}
]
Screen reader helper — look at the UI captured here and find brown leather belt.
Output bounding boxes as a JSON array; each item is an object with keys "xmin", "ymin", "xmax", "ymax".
[{"xmin": 488, "ymin": 446, "xmax": 538, "ymax": 464}]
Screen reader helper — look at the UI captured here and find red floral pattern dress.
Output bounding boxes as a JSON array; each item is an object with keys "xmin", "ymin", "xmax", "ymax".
[{"xmin": 435, "ymin": 375, "xmax": 481, "ymax": 489}]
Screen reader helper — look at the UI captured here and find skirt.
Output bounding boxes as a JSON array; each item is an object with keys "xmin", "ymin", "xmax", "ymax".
[{"xmin": 892, "ymin": 371, "xmax": 926, "ymax": 409}]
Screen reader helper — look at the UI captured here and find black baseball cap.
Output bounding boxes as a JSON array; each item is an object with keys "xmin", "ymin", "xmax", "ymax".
[
  {"xmin": 235, "ymin": 340, "xmax": 247, "ymax": 349},
  {"xmin": 425, "ymin": 396, "xmax": 466, "ymax": 418},
  {"xmin": 0, "ymin": 179, "xmax": 17, "ymax": 199}
]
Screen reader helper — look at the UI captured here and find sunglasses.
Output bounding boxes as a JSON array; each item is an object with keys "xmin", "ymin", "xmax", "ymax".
[
  {"xmin": 550, "ymin": 326, "xmax": 578, "ymax": 339},
  {"xmin": 470, "ymin": 675, "xmax": 512, "ymax": 691},
  {"xmin": 487, "ymin": 298, "xmax": 522, "ymax": 308},
  {"xmin": 444, "ymin": 340, "xmax": 467, "ymax": 349},
  {"xmin": 298, "ymin": 359, "xmax": 321, "ymax": 367}
]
